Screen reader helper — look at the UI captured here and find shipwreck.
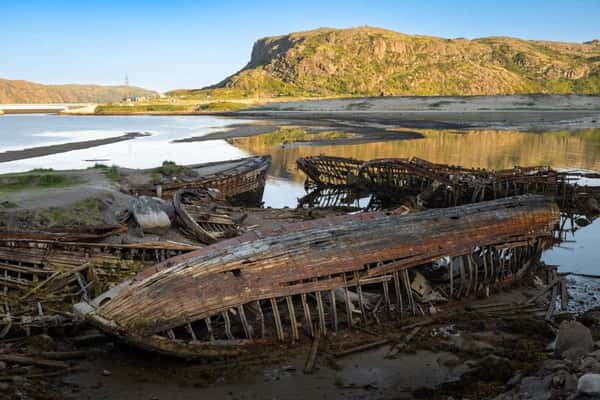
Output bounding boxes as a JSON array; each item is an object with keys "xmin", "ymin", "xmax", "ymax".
[
  {"xmin": 173, "ymin": 188, "xmax": 344, "ymax": 244},
  {"xmin": 75, "ymin": 195, "xmax": 559, "ymax": 358},
  {"xmin": 0, "ymin": 239, "xmax": 198, "ymax": 337},
  {"xmin": 130, "ymin": 156, "xmax": 271, "ymax": 206},
  {"xmin": 297, "ymin": 156, "xmax": 600, "ymax": 211}
]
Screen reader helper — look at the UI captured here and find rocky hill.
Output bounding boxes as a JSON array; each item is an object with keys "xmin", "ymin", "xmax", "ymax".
[
  {"xmin": 0, "ymin": 79, "xmax": 157, "ymax": 103},
  {"xmin": 208, "ymin": 27, "xmax": 600, "ymax": 97}
]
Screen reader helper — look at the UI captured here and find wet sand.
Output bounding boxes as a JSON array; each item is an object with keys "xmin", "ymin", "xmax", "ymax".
[
  {"xmin": 174, "ymin": 120, "xmax": 425, "ymax": 144},
  {"xmin": 0, "ymin": 131, "xmax": 148, "ymax": 163},
  {"xmin": 180, "ymin": 95, "xmax": 600, "ymax": 143}
]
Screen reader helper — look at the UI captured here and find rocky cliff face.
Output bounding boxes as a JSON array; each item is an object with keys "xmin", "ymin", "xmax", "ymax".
[
  {"xmin": 0, "ymin": 79, "xmax": 157, "ymax": 104},
  {"xmin": 215, "ymin": 27, "xmax": 600, "ymax": 96}
]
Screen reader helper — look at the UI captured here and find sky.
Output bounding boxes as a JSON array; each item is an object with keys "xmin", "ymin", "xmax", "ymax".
[{"xmin": 2, "ymin": 0, "xmax": 599, "ymax": 92}]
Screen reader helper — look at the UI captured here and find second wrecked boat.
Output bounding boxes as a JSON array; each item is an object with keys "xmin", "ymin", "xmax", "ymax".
[
  {"xmin": 128, "ymin": 156, "xmax": 271, "ymax": 206},
  {"xmin": 76, "ymin": 195, "xmax": 559, "ymax": 358}
]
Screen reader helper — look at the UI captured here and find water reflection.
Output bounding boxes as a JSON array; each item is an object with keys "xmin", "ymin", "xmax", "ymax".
[
  {"xmin": 232, "ymin": 129, "xmax": 600, "ymax": 183},
  {"xmin": 234, "ymin": 128, "xmax": 600, "ymax": 275}
]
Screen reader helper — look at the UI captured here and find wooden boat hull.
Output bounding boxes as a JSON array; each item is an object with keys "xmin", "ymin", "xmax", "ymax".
[
  {"xmin": 298, "ymin": 156, "xmax": 600, "ymax": 210},
  {"xmin": 77, "ymin": 195, "xmax": 559, "ymax": 358},
  {"xmin": 296, "ymin": 156, "xmax": 364, "ymax": 188},
  {"xmin": 173, "ymin": 188, "xmax": 348, "ymax": 244},
  {"xmin": 134, "ymin": 156, "xmax": 271, "ymax": 206}
]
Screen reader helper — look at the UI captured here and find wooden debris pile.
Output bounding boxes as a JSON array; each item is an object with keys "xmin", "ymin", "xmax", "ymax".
[
  {"xmin": 0, "ymin": 224, "xmax": 127, "ymax": 243},
  {"xmin": 0, "ymin": 240, "xmax": 197, "ymax": 338},
  {"xmin": 77, "ymin": 195, "xmax": 559, "ymax": 358},
  {"xmin": 173, "ymin": 188, "xmax": 346, "ymax": 244}
]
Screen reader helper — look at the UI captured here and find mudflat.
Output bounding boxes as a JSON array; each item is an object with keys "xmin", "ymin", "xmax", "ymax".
[
  {"xmin": 179, "ymin": 95, "xmax": 600, "ymax": 143},
  {"xmin": 0, "ymin": 131, "xmax": 147, "ymax": 163},
  {"xmin": 231, "ymin": 94, "xmax": 600, "ymax": 131}
]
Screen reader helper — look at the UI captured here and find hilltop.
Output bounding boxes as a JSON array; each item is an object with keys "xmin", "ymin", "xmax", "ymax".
[
  {"xmin": 181, "ymin": 27, "xmax": 600, "ymax": 97},
  {"xmin": 0, "ymin": 78, "xmax": 157, "ymax": 104}
]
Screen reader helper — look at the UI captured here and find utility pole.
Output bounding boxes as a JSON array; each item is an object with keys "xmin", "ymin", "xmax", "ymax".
[{"xmin": 124, "ymin": 73, "xmax": 130, "ymax": 102}]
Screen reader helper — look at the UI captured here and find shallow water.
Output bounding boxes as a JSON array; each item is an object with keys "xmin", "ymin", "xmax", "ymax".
[
  {"xmin": 1, "ymin": 115, "xmax": 599, "ymax": 274},
  {"xmin": 0, "ymin": 114, "xmax": 252, "ymax": 172}
]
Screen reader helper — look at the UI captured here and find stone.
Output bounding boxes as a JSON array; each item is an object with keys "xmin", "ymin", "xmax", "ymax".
[
  {"xmin": 577, "ymin": 373, "xmax": 600, "ymax": 396},
  {"xmin": 102, "ymin": 369, "xmax": 112, "ymax": 376},
  {"xmin": 506, "ymin": 373, "xmax": 522, "ymax": 387},
  {"xmin": 129, "ymin": 196, "xmax": 171, "ymax": 234},
  {"xmin": 448, "ymin": 335, "xmax": 495, "ymax": 354},
  {"xmin": 564, "ymin": 347, "xmax": 589, "ymax": 362},
  {"xmin": 590, "ymin": 350, "xmax": 600, "ymax": 359},
  {"xmin": 581, "ymin": 308, "xmax": 600, "ymax": 327},
  {"xmin": 543, "ymin": 359, "xmax": 572, "ymax": 372},
  {"xmin": 555, "ymin": 321, "xmax": 594, "ymax": 359},
  {"xmin": 551, "ymin": 371, "xmax": 578, "ymax": 392},
  {"xmin": 0, "ymin": 361, "xmax": 6, "ymax": 370},
  {"xmin": 478, "ymin": 355, "xmax": 513, "ymax": 381}
]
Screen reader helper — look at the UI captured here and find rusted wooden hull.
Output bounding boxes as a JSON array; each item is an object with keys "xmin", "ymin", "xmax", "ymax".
[
  {"xmin": 77, "ymin": 195, "xmax": 559, "ymax": 358},
  {"xmin": 296, "ymin": 155, "xmax": 364, "ymax": 188},
  {"xmin": 173, "ymin": 189, "xmax": 241, "ymax": 244},
  {"xmin": 135, "ymin": 156, "xmax": 271, "ymax": 206},
  {"xmin": 297, "ymin": 156, "xmax": 600, "ymax": 210}
]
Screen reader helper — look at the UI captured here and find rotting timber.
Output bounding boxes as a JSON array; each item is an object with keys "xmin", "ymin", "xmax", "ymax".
[
  {"xmin": 132, "ymin": 156, "xmax": 271, "ymax": 206},
  {"xmin": 297, "ymin": 156, "xmax": 600, "ymax": 211},
  {"xmin": 0, "ymin": 239, "xmax": 198, "ymax": 338},
  {"xmin": 173, "ymin": 188, "xmax": 346, "ymax": 244},
  {"xmin": 76, "ymin": 195, "xmax": 559, "ymax": 359},
  {"xmin": 0, "ymin": 224, "xmax": 127, "ymax": 243}
]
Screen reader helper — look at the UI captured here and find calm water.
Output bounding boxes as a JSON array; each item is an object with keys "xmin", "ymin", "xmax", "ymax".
[
  {"xmin": 0, "ymin": 114, "xmax": 252, "ymax": 172},
  {"xmin": 1, "ymin": 114, "xmax": 599, "ymax": 274}
]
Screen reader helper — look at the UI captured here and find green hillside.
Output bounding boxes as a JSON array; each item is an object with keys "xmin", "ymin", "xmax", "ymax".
[
  {"xmin": 181, "ymin": 27, "xmax": 600, "ymax": 97},
  {"xmin": 0, "ymin": 78, "xmax": 157, "ymax": 104}
]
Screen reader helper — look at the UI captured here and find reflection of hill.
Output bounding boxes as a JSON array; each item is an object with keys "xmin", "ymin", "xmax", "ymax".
[{"xmin": 232, "ymin": 129, "xmax": 600, "ymax": 183}]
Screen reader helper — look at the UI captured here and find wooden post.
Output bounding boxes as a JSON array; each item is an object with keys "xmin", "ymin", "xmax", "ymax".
[
  {"xmin": 222, "ymin": 311, "xmax": 234, "ymax": 340},
  {"xmin": 286, "ymin": 296, "xmax": 299, "ymax": 341},
  {"xmin": 271, "ymin": 298, "xmax": 285, "ymax": 341},
  {"xmin": 301, "ymin": 293, "xmax": 315, "ymax": 337}
]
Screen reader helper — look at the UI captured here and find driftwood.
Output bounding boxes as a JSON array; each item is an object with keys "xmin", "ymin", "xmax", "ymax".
[
  {"xmin": 0, "ymin": 354, "xmax": 69, "ymax": 369},
  {"xmin": 76, "ymin": 195, "xmax": 559, "ymax": 358},
  {"xmin": 385, "ymin": 326, "xmax": 422, "ymax": 358},
  {"xmin": 333, "ymin": 338, "xmax": 391, "ymax": 358},
  {"xmin": 303, "ymin": 332, "xmax": 321, "ymax": 374}
]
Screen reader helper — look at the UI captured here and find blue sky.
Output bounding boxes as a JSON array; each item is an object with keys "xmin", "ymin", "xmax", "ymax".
[{"xmin": 2, "ymin": 0, "xmax": 599, "ymax": 92}]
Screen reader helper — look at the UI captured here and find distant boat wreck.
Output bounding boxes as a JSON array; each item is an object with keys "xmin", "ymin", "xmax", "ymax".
[
  {"xmin": 297, "ymin": 156, "xmax": 600, "ymax": 212},
  {"xmin": 127, "ymin": 156, "xmax": 271, "ymax": 206},
  {"xmin": 76, "ymin": 195, "xmax": 559, "ymax": 359}
]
